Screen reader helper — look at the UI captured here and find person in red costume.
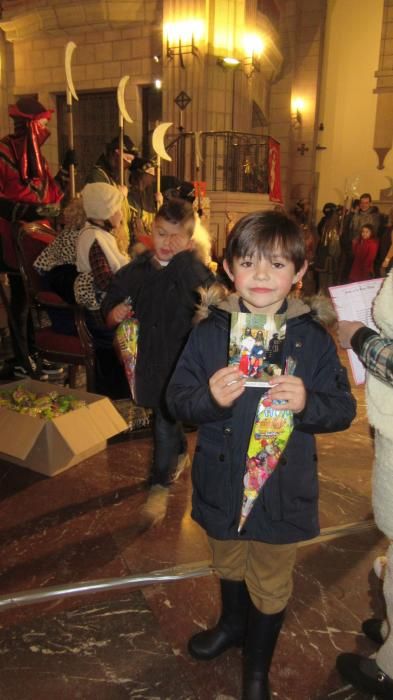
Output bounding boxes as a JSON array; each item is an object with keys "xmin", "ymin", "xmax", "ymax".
[
  {"xmin": 349, "ymin": 223, "xmax": 379, "ymax": 283},
  {"xmin": 0, "ymin": 96, "xmax": 74, "ymax": 379}
]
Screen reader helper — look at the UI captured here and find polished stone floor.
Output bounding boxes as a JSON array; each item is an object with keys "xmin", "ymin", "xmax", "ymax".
[{"xmin": 0, "ymin": 353, "xmax": 388, "ymax": 700}]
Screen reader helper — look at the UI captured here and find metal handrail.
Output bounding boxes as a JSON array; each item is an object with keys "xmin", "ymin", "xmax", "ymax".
[{"xmin": 162, "ymin": 130, "xmax": 270, "ymax": 194}]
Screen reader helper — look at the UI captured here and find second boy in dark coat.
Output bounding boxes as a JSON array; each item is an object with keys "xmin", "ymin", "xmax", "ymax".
[{"xmin": 103, "ymin": 198, "xmax": 215, "ymax": 524}]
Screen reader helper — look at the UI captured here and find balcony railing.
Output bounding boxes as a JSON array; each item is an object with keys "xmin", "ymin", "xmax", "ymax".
[{"xmin": 162, "ymin": 131, "xmax": 269, "ymax": 194}]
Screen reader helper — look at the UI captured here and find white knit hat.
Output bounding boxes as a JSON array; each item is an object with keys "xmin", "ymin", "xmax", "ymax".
[{"xmin": 81, "ymin": 183, "xmax": 123, "ymax": 221}]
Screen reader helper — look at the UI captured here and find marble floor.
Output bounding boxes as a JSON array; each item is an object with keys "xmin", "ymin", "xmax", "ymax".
[{"xmin": 0, "ymin": 355, "xmax": 388, "ymax": 700}]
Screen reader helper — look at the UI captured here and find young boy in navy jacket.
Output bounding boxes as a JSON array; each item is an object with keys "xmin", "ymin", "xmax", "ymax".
[
  {"xmin": 166, "ymin": 210, "xmax": 356, "ymax": 700},
  {"xmin": 103, "ymin": 198, "xmax": 214, "ymax": 525}
]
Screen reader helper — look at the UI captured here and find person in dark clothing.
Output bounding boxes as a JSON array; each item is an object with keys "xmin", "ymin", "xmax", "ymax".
[
  {"xmin": 315, "ymin": 203, "xmax": 341, "ymax": 293},
  {"xmin": 86, "ymin": 135, "xmax": 137, "ymax": 187},
  {"xmin": 375, "ymin": 208, "xmax": 393, "ymax": 277},
  {"xmin": 127, "ymin": 157, "xmax": 158, "ymax": 251},
  {"xmin": 166, "ymin": 210, "xmax": 356, "ymax": 700},
  {"xmin": 102, "ymin": 198, "xmax": 215, "ymax": 524}
]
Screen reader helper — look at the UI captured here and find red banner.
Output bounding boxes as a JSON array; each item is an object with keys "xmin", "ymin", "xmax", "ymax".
[
  {"xmin": 193, "ymin": 181, "xmax": 207, "ymax": 198},
  {"xmin": 268, "ymin": 138, "xmax": 282, "ymax": 203}
]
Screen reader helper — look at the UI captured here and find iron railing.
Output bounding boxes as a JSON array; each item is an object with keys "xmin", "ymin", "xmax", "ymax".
[{"xmin": 162, "ymin": 131, "xmax": 269, "ymax": 194}]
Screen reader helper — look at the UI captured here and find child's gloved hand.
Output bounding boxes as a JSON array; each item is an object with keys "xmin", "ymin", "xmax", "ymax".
[
  {"xmin": 209, "ymin": 366, "xmax": 245, "ymax": 408},
  {"xmin": 106, "ymin": 302, "xmax": 132, "ymax": 327}
]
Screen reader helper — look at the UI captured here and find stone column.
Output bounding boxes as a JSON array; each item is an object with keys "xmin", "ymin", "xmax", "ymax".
[{"xmin": 373, "ymin": 0, "xmax": 393, "ymax": 171}]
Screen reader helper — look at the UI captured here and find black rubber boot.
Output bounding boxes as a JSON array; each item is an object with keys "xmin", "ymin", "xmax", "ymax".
[
  {"xmin": 188, "ymin": 579, "xmax": 250, "ymax": 660},
  {"xmin": 242, "ymin": 602, "xmax": 286, "ymax": 700}
]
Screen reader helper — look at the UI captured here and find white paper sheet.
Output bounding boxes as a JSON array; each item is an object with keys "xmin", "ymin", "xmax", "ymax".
[{"xmin": 328, "ymin": 279, "xmax": 383, "ymax": 385}]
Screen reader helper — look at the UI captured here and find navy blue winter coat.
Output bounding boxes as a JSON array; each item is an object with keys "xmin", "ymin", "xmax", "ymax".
[{"xmin": 166, "ymin": 292, "xmax": 356, "ymax": 544}]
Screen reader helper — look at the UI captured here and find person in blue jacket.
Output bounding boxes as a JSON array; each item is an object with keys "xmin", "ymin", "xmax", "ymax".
[{"xmin": 166, "ymin": 210, "xmax": 356, "ymax": 700}]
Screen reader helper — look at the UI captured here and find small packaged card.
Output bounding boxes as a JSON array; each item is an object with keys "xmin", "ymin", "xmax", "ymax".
[{"xmin": 228, "ymin": 311, "xmax": 286, "ymax": 387}]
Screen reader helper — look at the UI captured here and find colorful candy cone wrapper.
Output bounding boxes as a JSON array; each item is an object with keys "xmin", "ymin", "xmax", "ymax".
[
  {"xmin": 116, "ymin": 317, "xmax": 139, "ymax": 401},
  {"xmin": 238, "ymin": 356, "xmax": 296, "ymax": 532}
]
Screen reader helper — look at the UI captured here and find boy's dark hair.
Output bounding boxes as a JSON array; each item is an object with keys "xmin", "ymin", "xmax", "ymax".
[
  {"xmin": 360, "ymin": 223, "xmax": 375, "ymax": 237},
  {"xmin": 156, "ymin": 197, "xmax": 195, "ymax": 233},
  {"xmin": 360, "ymin": 193, "xmax": 372, "ymax": 201},
  {"xmin": 225, "ymin": 210, "xmax": 306, "ymax": 272}
]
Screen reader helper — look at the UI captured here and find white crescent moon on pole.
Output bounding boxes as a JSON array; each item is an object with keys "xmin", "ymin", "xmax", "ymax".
[
  {"xmin": 117, "ymin": 75, "xmax": 133, "ymax": 124},
  {"xmin": 65, "ymin": 41, "xmax": 78, "ymax": 101},
  {"xmin": 152, "ymin": 122, "xmax": 173, "ymax": 161}
]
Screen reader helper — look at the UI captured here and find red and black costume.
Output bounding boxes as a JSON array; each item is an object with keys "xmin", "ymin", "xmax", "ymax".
[{"xmin": 0, "ymin": 97, "xmax": 68, "ymax": 373}]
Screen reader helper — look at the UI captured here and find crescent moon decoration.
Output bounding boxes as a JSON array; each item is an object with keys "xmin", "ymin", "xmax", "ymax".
[
  {"xmin": 65, "ymin": 41, "xmax": 78, "ymax": 102},
  {"xmin": 117, "ymin": 75, "xmax": 133, "ymax": 124},
  {"xmin": 152, "ymin": 122, "xmax": 173, "ymax": 161}
]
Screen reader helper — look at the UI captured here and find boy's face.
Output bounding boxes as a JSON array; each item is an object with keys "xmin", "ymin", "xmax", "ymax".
[
  {"xmin": 152, "ymin": 217, "xmax": 192, "ymax": 262},
  {"xmin": 223, "ymin": 251, "xmax": 307, "ymax": 314}
]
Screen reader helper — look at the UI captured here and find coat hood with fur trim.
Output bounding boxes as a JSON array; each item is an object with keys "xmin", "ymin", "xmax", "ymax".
[{"xmin": 194, "ymin": 282, "xmax": 337, "ymax": 328}]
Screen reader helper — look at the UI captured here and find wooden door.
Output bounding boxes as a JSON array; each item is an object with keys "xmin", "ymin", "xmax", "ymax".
[{"xmin": 56, "ymin": 91, "xmax": 118, "ymax": 192}]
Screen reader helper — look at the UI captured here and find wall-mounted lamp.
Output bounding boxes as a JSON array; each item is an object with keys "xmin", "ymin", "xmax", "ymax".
[
  {"xmin": 291, "ymin": 97, "xmax": 305, "ymax": 126},
  {"xmin": 242, "ymin": 54, "xmax": 261, "ymax": 77},
  {"xmin": 154, "ymin": 79, "xmax": 162, "ymax": 90},
  {"xmin": 216, "ymin": 33, "xmax": 265, "ymax": 78},
  {"xmin": 164, "ymin": 20, "xmax": 204, "ymax": 69},
  {"xmin": 216, "ymin": 54, "xmax": 259, "ymax": 78},
  {"xmin": 217, "ymin": 56, "xmax": 241, "ymax": 68},
  {"xmin": 242, "ymin": 34, "xmax": 264, "ymax": 77}
]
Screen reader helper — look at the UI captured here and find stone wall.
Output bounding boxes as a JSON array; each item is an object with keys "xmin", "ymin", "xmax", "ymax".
[{"xmin": 5, "ymin": 26, "xmax": 157, "ymax": 173}]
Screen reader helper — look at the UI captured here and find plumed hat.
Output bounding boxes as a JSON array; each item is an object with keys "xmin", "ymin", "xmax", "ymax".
[{"xmin": 81, "ymin": 183, "xmax": 123, "ymax": 220}]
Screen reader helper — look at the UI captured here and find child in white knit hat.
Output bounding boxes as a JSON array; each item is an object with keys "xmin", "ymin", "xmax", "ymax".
[{"xmin": 77, "ymin": 182, "xmax": 129, "ymax": 307}]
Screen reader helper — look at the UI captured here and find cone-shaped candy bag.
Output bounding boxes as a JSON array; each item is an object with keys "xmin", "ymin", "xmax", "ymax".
[
  {"xmin": 238, "ymin": 357, "xmax": 296, "ymax": 532},
  {"xmin": 116, "ymin": 304, "xmax": 139, "ymax": 401}
]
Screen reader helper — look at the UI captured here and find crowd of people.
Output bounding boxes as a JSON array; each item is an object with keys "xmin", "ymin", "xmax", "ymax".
[
  {"xmin": 296, "ymin": 192, "xmax": 393, "ymax": 295},
  {"xmin": 0, "ymin": 96, "xmax": 392, "ymax": 699}
]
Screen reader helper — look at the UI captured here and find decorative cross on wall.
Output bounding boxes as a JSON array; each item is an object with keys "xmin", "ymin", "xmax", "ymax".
[{"xmin": 297, "ymin": 143, "xmax": 309, "ymax": 156}]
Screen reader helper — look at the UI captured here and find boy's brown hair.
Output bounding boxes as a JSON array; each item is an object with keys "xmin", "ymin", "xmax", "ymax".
[
  {"xmin": 156, "ymin": 197, "xmax": 195, "ymax": 236},
  {"xmin": 225, "ymin": 210, "xmax": 306, "ymax": 273}
]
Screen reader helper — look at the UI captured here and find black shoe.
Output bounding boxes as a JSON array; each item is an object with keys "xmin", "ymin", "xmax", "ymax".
[
  {"xmin": 36, "ymin": 356, "xmax": 65, "ymax": 376},
  {"xmin": 188, "ymin": 579, "xmax": 250, "ymax": 661},
  {"xmin": 13, "ymin": 363, "xmax": 49, "ymax": 381},
  {"xmin": 362, "ymin": 618, "xmax": 385, "ymax": 645},
  {"xmin": 336, "ymin": 653, "xmax": 393, "ymax": 698}
]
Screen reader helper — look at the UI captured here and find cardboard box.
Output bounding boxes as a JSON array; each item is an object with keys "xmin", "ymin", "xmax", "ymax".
[{"xmin": 0, "ymin": 379, "xmax": 128, "ymax": 476}]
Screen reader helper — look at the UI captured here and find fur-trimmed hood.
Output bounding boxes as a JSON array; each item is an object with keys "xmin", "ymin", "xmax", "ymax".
[{"xmin": 195, "ymin": 282, "xmax": 337, "ymax": 328}]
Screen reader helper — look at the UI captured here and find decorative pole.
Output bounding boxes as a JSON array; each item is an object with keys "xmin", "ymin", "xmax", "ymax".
[
  {"xmin": 64, "ymin": 41, "xmax": 78, "ymax": 199},
  {"xmin": 116, "ymin": 75, "xmax": 133, "ymax": 187}
]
